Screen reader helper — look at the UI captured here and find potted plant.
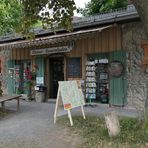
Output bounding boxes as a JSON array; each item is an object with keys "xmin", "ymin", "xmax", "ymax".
[{"xmin": 24, "ymin": 64, "xmax": 39, "ymax": 100}]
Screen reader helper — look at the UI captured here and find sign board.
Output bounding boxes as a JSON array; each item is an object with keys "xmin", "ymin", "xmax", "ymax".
[
  {"xmin": 59, "ymin": 81, "xmax": 85, "ymax": 110},
  {"xmin": 36, "ymin": 77, "xmax": 44, "ymax": 85},
  {"xmin": 54, "ymin": 81, "xmax": 85, "ymax": 126},
  {"xmin": 30, "ymin": 46, "xmax": 72, "ymax": 55}
]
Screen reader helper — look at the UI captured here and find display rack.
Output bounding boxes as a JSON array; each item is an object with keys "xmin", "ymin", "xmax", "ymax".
[
  {"xmin": 96, "ymin": 61, "xmax": 109, "ymax": 103},
  {"xmin": 85, "ymin": 60, "xmax": 97, "ymax": 105}
]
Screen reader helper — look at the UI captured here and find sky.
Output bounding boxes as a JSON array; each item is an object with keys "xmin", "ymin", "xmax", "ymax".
[{"xmin": 74, "ymin": 0, "xmax": 90, "ymax": 16}]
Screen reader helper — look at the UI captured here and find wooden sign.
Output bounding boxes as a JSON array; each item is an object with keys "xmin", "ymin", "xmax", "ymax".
[
  {"xmin": 54, "ymin": 81, "xmax": 85, "ymax": 126},
  {"xmin": 30, "ymin": 46, "xmax": 71, "ymax": 55}
]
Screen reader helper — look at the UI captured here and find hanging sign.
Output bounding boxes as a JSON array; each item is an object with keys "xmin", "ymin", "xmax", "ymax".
[{"xmin": 54, "ymin": 81, "xmax": 86, "ymax": 126}]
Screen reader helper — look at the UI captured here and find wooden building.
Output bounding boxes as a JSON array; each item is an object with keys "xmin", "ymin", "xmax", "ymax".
[{"xmin": 0, "ymin": 4, "xmax": 140, "ymax": 106}]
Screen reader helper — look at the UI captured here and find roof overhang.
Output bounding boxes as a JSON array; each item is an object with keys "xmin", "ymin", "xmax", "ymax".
[{"xmin": 0, "ymin": 25, "xmax": 112, "ymax": 50}]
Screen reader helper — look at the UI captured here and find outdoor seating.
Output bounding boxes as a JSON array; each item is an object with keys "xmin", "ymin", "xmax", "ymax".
[{"xmin": 0, "ymin": 95, "xmax": 21, "ymax": 111}]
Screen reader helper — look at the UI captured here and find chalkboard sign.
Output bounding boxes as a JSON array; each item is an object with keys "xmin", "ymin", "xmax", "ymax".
[{"xmin": 67, "ymin": 58, "xmax": 81, "ymax": 78}]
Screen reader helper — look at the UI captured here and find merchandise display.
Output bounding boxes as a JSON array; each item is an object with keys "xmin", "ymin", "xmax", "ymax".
[
  {"xmin": 96, "ymin": 61, "xmax": 109, "ymax": 103},
  {"xmin": 85, "ymin": 60, "xmax": 97, "ymax": 102},
  {"xmin": 85, "ymin": 57, "xmax": 109, "ymax": 104}
]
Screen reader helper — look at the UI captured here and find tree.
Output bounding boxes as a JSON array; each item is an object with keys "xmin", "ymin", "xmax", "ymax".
[
  {"xmin": 132, "ymin": 0, "xmax": 148, "ymax": 35},
  {"xmin": 79, "ymin": 0, "xmax": 128, "ymax": 16},
  {"xmin": 132, "ymin": 0, "xmax": 148, "ymax": 115},
  {"xmin": 0, "ymin": 0, "xmax": 76, "ymax": 36},
  {"xmin": 0, "ymin": 0, "xmax": 22, "ymax": 35},
  {"xmin": 18, "ymin": 0, "xmax": 76, "ymax": 36}
]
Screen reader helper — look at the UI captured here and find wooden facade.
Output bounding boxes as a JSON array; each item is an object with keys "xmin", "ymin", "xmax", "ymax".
[
  {"xmin": 6, "ymin": 26, "xmax": 126, "ymax": 105},
  {"xmin": 65, "ymin": 26, "xmax": 122, "ymax": 79},
  {"xmin": 10, "ymin": 26, "xmax": 121, "ymax": 59}
]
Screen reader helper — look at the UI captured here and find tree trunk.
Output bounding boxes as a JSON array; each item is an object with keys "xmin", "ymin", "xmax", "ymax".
[
  {"xmin": 133, "ymin": 0, "xmax": 148, "ymax": 113},
  {"xmin": 133, "ymin": 0, "xmax": 148, "ymax": 35}
]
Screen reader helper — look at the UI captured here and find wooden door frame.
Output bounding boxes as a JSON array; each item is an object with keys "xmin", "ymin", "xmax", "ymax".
[{"xmin": 49, "ymin": 56, "xmax": 64, "ymax": 98}]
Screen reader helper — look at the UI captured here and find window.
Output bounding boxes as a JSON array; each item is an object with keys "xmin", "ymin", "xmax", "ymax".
[{"xmin": 67, "ymin": 57, "xmax": 82, "ymax": 78}]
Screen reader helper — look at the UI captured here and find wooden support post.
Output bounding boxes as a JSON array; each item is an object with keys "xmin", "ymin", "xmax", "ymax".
[
  {"xmin": 17, "ymin": 98, "xmax": 20, "ymax": 111},
  {"xmin": 68, "ymin": 109, "xmax": 73, "ymax": 126},
  {"xmin": 1, "ymin": 102, "xmax": 5, "ymax": 111},
  {"xmin": 0, "ymin": 81, "xmax": 2, "ymax": 97},
  {"xmin": 0, "ymin": 60, "xmax": 2, "ymax": 96},
  {"xmin": 54, "ymin": 88, "xmax": 60, "ymax": 124},
  {"xmin": 81, "ymin": 105, "xmax": 86, "ymax": 119},
  {"xmin": 1, "ymin": 102, "xmax": 5, "ymax": 108}
]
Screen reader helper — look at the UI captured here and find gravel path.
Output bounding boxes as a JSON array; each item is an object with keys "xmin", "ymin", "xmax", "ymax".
[
  {"xmin": 0, "ymin": 99, "xmax": 139, "ymax": 148},
  {"xmin": 0, "ymin": 100, "xmax": 82, "ymax": 148}
]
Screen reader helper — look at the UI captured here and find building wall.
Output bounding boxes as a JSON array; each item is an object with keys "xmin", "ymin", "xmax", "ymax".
[
  {"xmin": 66, "ymin": 26, "xmax": 122, "ymax": 79},
  {"xmin": 11, "ymin": 47, "xmax": 31, "ymax": 60},
  {"xmin": 6, "ymin": 26, "xmax": 122, "ymax": 99},
  {"xmin": 0, "ymin": 48, "xmax": 11, "ymax": 94},
  {"xmin": 122, "ymin": 22, "xmax": 148, "ymax": 110},
  {"xmin": 4, "ymin": 23, "xmax": 148, "ymax": 108}
]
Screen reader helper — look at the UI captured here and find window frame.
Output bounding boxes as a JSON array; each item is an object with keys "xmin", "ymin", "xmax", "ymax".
[{"xmin": 66, "ymin": 57, "xmax": 82, "ymax": 78}]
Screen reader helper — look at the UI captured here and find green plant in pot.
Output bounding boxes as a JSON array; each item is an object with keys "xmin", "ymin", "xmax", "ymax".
[{"xmin": 24, "ymin": 64, "xmax": 39, "ymax": 100}]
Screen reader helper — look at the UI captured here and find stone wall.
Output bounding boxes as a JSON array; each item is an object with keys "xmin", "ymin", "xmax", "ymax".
[
  {"xmin": 122, "ymin": 22, "xmax": 148, "ymax": 110},
  {"xmin": 0, "ymin": 49, "xmax": 11, "ymax": 94}
]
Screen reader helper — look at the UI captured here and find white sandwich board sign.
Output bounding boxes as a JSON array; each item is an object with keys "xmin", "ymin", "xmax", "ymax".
[{"xmin": 54, "ymin": 81, "xmax": 85, "ymax": 126}]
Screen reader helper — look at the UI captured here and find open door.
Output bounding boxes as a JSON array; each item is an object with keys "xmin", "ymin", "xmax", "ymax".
[
  {"xmin": 50, "ymin": 58, "xmax": 64, "ymax": 98},
  {"xmin": 109, "ymin": 51, "xmax": 127, "ymax": 106}
]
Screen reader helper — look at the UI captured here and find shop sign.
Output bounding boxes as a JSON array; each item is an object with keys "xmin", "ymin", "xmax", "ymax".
[
  {"xmin": 54, "ymin": 81, "xmax": 86, "ymax": 126},
  {"xmin": 30, "ymin": 46, "xmax": 71, "ymax": 55}
]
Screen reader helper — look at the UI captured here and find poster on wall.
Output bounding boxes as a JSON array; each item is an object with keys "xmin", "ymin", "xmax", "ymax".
[
  {"xmin": 54, "ymin": 81, "xmax": 86, "ymax": 126},
  {"xmin": 59, "ymin": 81, "xmax": 85, "ymax": 110},
  {"xmin": 36, "ymin": 77, "xmax": 44, "ymax": 85}
]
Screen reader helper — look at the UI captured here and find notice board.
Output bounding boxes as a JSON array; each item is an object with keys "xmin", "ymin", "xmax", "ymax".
[
  {"xmin": 54, "ymin": 81, "xmax": 85, "ymax": 126},
  {"xmin": 59, "ymin": 81, "xmax": 85, "ymax": 110}
]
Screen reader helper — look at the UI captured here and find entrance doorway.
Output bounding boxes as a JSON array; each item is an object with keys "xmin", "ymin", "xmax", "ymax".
[{"xmin": 50, "ymin": 58, "xmax": 64, "ymax": 98}]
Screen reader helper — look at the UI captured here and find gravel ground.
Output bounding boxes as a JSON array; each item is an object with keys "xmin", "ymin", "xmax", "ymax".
[
  {"xmin": 0, "ymin": 99, "xmax": 139, "ymax": 148},
  {"xmin": 0, "ymin": 100, "xmax": 82, "ymax": 148}
]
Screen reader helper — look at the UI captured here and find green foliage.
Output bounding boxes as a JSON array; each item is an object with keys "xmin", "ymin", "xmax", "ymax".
[
  {"xmin": 19, "ymin": 0, "xmax": 76, "ymax": 36},
  {"xmin": 0, "ymin": 0, "xmax": 23, "ymax": 35},
  {"xmin": 79, "ymin": 0, "xmax": 128, "ymax": 16},
  {"xmin": 58, "ymin": 115, "xmax": 148, "ymax": 148},
  {"xmin": 0, "ymin": 0, "xmax": 76, "ymax": 37}
]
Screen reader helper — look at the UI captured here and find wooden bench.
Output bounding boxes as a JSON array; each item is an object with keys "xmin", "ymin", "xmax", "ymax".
[{"xmin": 0, "ymin": 95, "xmax": 21, "ymax": 111}]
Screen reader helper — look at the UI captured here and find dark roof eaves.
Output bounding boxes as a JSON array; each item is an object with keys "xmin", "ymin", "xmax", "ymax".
[{"xmin": 0, "ymin": 4, "xmax": 139, "ymax": 43}]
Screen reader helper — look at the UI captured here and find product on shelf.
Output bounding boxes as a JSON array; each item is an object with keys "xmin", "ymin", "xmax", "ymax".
[{"xmin": 85, "ymin": 59, "xmax": 97, "ymax": 102}]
